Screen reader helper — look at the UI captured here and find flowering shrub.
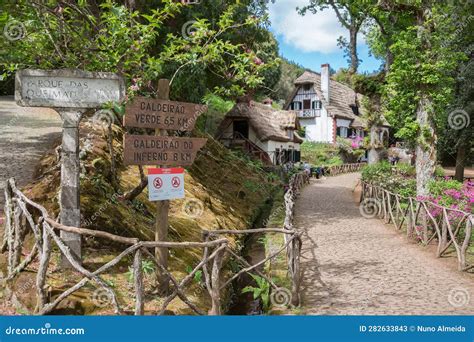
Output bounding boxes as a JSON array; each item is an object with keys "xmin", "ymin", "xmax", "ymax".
[
  {"xmin": 425, "ymin": 179, "xmax": 473, "ymax": 214},
  {"xmin": 336, "ymin": 137, "xmax": 365, "ymax": 163},
  {"xmin": 361, "ymin": 161, "xmax": 417, "ymax": 197}
]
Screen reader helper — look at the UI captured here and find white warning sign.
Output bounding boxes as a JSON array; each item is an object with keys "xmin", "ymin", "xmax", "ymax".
[{"xmin": 147, "ymin": 167, "xmax": 185, "ymax": 201}]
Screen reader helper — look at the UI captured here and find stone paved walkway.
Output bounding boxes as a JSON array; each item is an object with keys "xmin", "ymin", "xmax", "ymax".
[
  {"xmin": 296, "ymin": 173, "xmax": 474, "ymax": 315},
  {"xmin": 0, "ymin": 96, "xmax": 62, "ymax": 211}
]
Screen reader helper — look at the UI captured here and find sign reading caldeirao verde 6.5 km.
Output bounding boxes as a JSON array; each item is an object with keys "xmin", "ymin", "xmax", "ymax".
[{"xmin": 124, "ymin": 97, "xmax": 207, "ymax": 131}]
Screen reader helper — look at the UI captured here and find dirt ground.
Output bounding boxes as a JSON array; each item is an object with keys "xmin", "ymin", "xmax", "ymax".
[
  {"xmin": 443, "ymin": 167, "xmax": 474, "ymax": 177},
  {"xmin": 296, "ymin": 173, "xmax": 474, "ymax": 315}
]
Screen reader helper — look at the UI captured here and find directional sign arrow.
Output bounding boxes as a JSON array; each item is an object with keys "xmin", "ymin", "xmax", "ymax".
[
  {"xmin": 124, "ymin": 97, "xmax": 207, "ymax": 131},
  {"xmin": 123, "ymin": 134, "xmax": 207, "ymax": 166}
]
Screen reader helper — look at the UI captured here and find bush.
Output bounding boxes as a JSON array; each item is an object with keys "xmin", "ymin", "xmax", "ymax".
[
  {"xmin": 300, "ymin": 142, "xmax": 342, "ymax": 166},
  {"xmin": 336, "ymin": 137, "xmax": 365, "ymax": 163}
]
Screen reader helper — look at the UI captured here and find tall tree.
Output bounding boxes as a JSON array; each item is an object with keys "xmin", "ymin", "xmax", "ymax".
[
  {"xmin": 298, "ymin": 0, "xmax": 368, "ymax": 74},
  {"xmin": 378, "ymin": 0, "xmax": 467, "ymax": 195}
]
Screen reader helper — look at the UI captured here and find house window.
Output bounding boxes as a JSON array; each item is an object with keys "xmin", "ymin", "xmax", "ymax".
[
  {"xmin": 303, "ymin": 84, "xmax": 311, "ymax": 91},
  {"xmin": 287, "ymin": 129, "xmax": 294, "ymax": 140},
  {"xmin": 312, "ymin": 100, "xmax": 322, "ymax": 110},
  {"xmin": 303, "ymin": 99, "xmax": 311, "ymax": 110},
  {"xmin": 291, "ymin": 101, "xmax": 302, "ymax": 110},
  {"xmin": 337, "ymin": 126, "xmax": 348, "ymax": 138},
  {"xmin": 350, "ymin": 104, "xmax": 360, "ymax": 116}
]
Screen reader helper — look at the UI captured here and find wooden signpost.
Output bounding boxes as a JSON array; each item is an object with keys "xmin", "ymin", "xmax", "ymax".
[
  {"xmin": 123, "ymin": 135, "xmax": 207, "ymax": 166},
  {"xmin": 15, "ymin": 69, "xmax": 125, "ymax": 267},
  {"xmin": 123, "ymin": 79, "xmax": 207, "ymax": 294},
  {"xmin": 124, "ymin": 97, "xmax": 207, "ymax": 131}
]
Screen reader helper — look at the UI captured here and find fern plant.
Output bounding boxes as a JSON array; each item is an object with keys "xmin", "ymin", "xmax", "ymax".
[{"xmin": 241, "ymin": 274, "xmax": 270, "ymax": 311}]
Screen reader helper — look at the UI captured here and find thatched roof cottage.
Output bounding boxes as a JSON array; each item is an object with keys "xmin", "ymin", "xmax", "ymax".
[
  {"xmin": 217, "ymin": 100, "xmax": 303, "ymax": 165},
  {"xmin": 284, "ymin": 64, "xmax": 388, "ymax": 143}
]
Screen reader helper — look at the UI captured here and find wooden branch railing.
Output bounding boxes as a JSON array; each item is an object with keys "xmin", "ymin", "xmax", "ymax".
[
  {"xmin": 327, "ymin": 162, "xmax": 366, "ymax": 176},
  {"xmin": 200, "ymin": 171, "xmax": 310, "ymax": 308},
  {"xmin": 283, "ymin": 171, "xmax": 309, "ymax": 305},
  {"xmin": 361, "ymin": 182, "xmax": 474, "ymax": 272},
  {"xmin": 1, "ymin": 173, "xmax": 310, "ymax": 314},
  {"xmin": 1, "ymin": 178, "xmax": 228, "ymax": 316}
]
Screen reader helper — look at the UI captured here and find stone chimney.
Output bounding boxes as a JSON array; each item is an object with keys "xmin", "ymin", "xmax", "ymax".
[{"xmin": 321, "ymin": 63, "xmax": 330, "ymax": 103}]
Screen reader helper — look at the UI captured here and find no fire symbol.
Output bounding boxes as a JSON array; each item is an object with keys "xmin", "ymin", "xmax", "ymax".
[
  {"xmin": 153, "ymin": 177, "xmax": 163, "ymax": 189},
  {"xmin": 171, "ymin": 176, "xmax": 181, "ymax": 188}
]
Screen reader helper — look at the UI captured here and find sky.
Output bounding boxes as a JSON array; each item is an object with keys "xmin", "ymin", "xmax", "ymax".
[{"xmin": 268, "ymin": 0, "xmax": 383, "ymax": 74}]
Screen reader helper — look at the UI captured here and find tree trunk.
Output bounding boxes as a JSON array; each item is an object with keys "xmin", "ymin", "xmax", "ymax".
[
  {"xmin": 349, "ymin": 26, "xmax": 359, "ymax": 74},
  {"xmin": 454, "ymin": 142, "xmax": 466, "ymax": 182},
  {"xmin": 385, "ymin": 49, "xmax": 394, "ymax": 74},
  {"xmin": 415, "ymin": 96, "xmax": 437, "ymax": 196}
]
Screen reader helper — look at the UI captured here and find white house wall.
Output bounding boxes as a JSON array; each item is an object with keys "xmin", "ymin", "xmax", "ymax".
[{"xmin": 290, "ymin": 85, "xmax": 334, "ymax": 143}]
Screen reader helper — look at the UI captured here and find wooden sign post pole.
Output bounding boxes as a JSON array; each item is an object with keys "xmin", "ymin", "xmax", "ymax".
[
  {"xmin": 155, "ymin": 79, "xmax": 170, "ymax": 295},
  {"xmin": 122, "ymin": 79, "xmax": 207, "ymax": 294},
  {"xmin": 58, "ymin": 109, "xmax": 85, "ymax": 267}
]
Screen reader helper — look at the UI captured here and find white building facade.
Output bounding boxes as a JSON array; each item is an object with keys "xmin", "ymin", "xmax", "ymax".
[{"xmin": 285, "ymin": 64, "xmax": 367, "ymax": 144}]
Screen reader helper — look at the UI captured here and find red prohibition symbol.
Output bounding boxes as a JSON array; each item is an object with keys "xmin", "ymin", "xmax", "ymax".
[
  {"xmin": 153, "ymin": 177, "xmax": 163, "ymax": 189},
  {"xmin": 171, "ymin": 176, "xmax": 181, "ymax": 188}
]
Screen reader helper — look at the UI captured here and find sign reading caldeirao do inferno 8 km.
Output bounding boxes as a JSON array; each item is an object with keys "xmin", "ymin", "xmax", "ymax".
[{"xmin": 15, "ymin": 69, "xmax": 125, "ymax": 268}]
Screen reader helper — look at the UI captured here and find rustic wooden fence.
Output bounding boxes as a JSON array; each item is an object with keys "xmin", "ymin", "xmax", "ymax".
[
  {"xmin": 361, "ymin": 182, "xmax": 473, "ymax": 272},
  {"xmin": 327, "ymin": 162, "xmax": 366, "ymax": 176},
  {"xmin": 1, "ymin": 173, "xmax": 309, "ymax": 315},
  {"xmin": 1, "ymin": 178, "xmax": 229, "ymax": 315}
]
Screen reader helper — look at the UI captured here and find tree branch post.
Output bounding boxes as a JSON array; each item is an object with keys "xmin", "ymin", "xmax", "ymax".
[{"xmin": 155, "ymin": 79, "xmax": 171, "ymax": 295}]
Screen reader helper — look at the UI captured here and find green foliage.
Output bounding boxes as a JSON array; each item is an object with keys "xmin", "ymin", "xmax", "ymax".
[
  {"xmin": 361, "ymin": 161, "xmax": 392, "ymax": 182},
  {"xmin": 394, "ymin": 163, "xmax": 415, "ymax": 177},
  {"xmin": 428, "ymin": 178, "xmax": 462, "ymax": 195},
  {"xmin": 0, "ymin": 0, "xmax": 278, "ymax": 100},
  {"xmin": 241, "ymin": 274, "xmax": 270, "ymax": 311},
  {"xmin": 127, "ymin": 259, "xmax": 155, "ymax": 282},
  {"xmin": 382, "ymin": 4, "xmax": 467, "ymax": 144},
  {"xmin": 300, "ymin": 142, "xmax": 342, "ymax": 166},
  {"xmin": 195, "ymin": 93, "xmax": 234, "ymax": 135},
  {"xmin": 185, "ymin": 266, "xmax": 203, "ymax": 285},
  {"xmin": 336, "ymin": 137, "xmax": 365, "ymax": 163},
  {"xmin": 362, "ymin": 161, "xmax": 417, "ymax": 197},
  {"xmin": 273, "ymin": 57, "xmax": 305, "ymax": 102}
]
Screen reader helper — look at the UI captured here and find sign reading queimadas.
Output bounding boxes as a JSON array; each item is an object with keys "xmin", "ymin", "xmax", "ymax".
[{"xmin": 15, "ymin": 69, "xmax": 125, "ymax": 107}]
